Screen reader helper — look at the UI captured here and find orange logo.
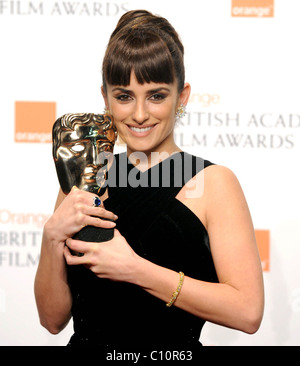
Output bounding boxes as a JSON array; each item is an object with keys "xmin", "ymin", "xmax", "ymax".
[
  {"xmin": 15, "ymin": 101, "xmax": 56, "ymax": 143},
  {"xmin": 232, "ymin": 0, "xmax": 274, "ymax": 18},
  {"xmin": 255, "ymin": 229, "xmax": 270, "ymax": 271}
]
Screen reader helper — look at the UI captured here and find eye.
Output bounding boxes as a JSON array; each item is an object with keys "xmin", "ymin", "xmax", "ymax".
[
  {"xmin": 71, "ymin": 144, "xmax": 85, "ymax": 153},
  {"xmin": 115, "ymin": 94, "xmax": 132, "ymax": 102},
  {"xmin": 149, "ymin": 93, "xmax": 166, "ymax": 102}
]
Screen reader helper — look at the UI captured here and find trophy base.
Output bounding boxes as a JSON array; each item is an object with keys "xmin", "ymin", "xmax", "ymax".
[{"xmin": 71, "ymin": 224, "xmax": 114, "ymax": 256}]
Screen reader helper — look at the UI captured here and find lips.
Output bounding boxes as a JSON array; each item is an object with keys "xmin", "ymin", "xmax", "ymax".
[{"xmin": 127, "ymin": 124, "xmax": 157, "ymax": 137}]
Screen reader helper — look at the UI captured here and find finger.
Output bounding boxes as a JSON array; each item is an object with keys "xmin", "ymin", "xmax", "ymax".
[
  {"xmin": 70, "ymin": 187, "xmax": 98, "ymax": 207},
  {"xmin": 72, "ymin": 190, "xmax": 116, "ymax": 219},
  {"xmin": 65, "ymin": 238, "xmax": 91, "ymax": 255},
  {"xmin": 64, "ymin": 246, "xmax": 90, "ymax": 266},
  {"xmin": 84, "ymin": 206, "xmax": 118, "ymax": 221},
  {"xmin": 64, "ymin": 245, "xmax": 85, "ymax": 265},
  {"xmin": 87, "ymin": 216, "xmax": 117, "ymax": 229},
  {"xmin": 92, "ymin": 196, "xmax": 102, "ymax": 208},
  {"xmin": 73, "ymin": 207, "xmax": 117, "ymax": 229}
]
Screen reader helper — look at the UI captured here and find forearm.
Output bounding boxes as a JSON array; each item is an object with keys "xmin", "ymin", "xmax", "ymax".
[
  {"xmin": 130, "ymin": 256, "xmax": 263, "ymax": 334},
  {"xmin": 34, "ymin": 227, "xmax": 72, "ymax": 334}
]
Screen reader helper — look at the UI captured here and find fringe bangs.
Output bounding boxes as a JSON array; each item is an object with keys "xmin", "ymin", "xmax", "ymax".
[{"xmin": 103, "ymin": 32, "xmax": 176, "ymax": 89}]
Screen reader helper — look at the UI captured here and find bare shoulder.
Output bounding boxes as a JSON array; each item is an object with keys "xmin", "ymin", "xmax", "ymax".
[
  {"xmin": 203, "ymin": 164, "xmax": 252, "ymax": 232},
  {"xmin": 204, "ymin": 164, "xmax": 242, "ymax": 188},
  {"xmin": 204, "ymin": 164, "xmax": 246, "ymax": 204},
  {"xmin": 176, "ymin": 164, "xmax": 244, "ymax": 230}
]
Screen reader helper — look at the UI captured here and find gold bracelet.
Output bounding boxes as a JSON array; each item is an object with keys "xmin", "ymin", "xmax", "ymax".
[{"xmin": 166, "ymin": 272, "xmax": 185, "ymax": 307}]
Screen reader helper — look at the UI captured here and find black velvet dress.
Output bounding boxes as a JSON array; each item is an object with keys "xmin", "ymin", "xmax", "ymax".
[{"xmin": 67, "ymin": 152, "xmax": 218, "ymax": 349}]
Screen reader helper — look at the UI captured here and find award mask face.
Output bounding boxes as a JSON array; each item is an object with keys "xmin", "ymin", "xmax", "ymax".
[{"xmin": 52, "ymin": 113, "xmax": 117, "ymax": 195}]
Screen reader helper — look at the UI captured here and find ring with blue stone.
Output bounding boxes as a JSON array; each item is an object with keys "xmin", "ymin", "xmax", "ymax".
[{"xmin": 93, "ymin": 196, "xmax": 101, "ymax": 207}]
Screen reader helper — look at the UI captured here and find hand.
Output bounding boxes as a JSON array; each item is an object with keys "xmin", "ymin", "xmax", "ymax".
[
  {"xmin": 45, "ymin": 186, "xmax": 118, "ymax": 244},
  {"xmin": 64, "ymin": 229, "xmax": 139, "ymax": 283}
]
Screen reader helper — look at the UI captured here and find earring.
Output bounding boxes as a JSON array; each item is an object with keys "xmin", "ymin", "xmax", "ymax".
[
  {"xmin": 104, "ymin": 107, "xmax": 111, "ymax": 115},
  {"xmin": 176, "ymin": 104, "xmax": 187, "ymax": 120}
]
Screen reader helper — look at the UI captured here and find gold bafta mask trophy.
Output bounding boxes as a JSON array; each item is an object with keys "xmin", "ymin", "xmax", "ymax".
[{"xmin": 52, "ymin": 113, "xmax": 117, "ymax": 245}]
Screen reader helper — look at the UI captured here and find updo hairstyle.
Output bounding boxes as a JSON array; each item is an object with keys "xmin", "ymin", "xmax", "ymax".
[{"xmin": 102, "ymin": 10, "xmax": 185, "ymax": 94}]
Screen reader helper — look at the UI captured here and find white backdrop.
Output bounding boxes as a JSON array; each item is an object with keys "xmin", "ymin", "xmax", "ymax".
[{"xmin": 0, "ymin": 0, "xmax": 299, "ymax": 346}]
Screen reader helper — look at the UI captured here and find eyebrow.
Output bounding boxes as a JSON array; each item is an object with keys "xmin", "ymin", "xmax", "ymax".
[{"xmin": 111, "ymin": 87, "xmax": 171, "ymax": 95}]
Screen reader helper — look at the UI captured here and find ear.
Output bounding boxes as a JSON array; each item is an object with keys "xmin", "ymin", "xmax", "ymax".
[
  {"xmin": 101, "ymin": 85, "xmax": 109, "ymax": 109},
  {"xmin": 178, "ymin": 83, "xmax": 191, "ymax": 108}
]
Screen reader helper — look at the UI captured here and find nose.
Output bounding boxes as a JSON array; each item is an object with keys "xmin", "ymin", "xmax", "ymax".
[{"xmin": 132, "ymin": 100, "xmax": 149, "ymax": 124}]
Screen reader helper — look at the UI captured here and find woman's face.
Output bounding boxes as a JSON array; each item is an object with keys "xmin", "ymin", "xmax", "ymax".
[{"xmin": 102, "ymin": 72, "xmax": 190, "ymax": 156}]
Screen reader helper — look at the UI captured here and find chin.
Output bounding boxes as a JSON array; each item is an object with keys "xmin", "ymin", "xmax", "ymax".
[
  {"xmin": 128, "ymin": 138, "xmax": 165, "ymax": 152},
  {"xmin": 130, "ymin": 147, "xmax": 155, "ymax": 157}
]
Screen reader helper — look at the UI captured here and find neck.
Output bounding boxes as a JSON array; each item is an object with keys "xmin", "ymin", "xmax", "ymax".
[{"xmin": 126, "ymin": 144, "xmax": 182, "ymax": 171}]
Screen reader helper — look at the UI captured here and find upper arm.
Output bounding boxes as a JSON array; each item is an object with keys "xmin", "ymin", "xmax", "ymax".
[{"xmin": 205, "ymin": 166, "xmax": 264, "ymax": 307}]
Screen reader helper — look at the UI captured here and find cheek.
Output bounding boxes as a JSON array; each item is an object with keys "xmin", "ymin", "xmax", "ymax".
[
  {"xmin": 149, "ymin": 103, "xmax": 177, "ymax": 125},
  {"xmin": 109, "ymin": 99, "xmax": 130, "ymax": 119},
  {"xmin": 111, "ymin": 111, "xmax": 131, "ymax": 134}
]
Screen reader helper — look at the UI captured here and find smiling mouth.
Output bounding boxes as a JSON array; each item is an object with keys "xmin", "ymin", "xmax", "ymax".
[
  {"xmin": 130, "ymin": 126, "xmax": 153, "ymax": 132},
  {"xmin": 128, "ymin": 125, "xmax": 157, "ymax": 135}
]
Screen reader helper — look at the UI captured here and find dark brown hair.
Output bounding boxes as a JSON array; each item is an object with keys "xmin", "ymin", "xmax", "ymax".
[{"xmin": 102, "ymin": 10, "xmax": 185, "ymax": 94}]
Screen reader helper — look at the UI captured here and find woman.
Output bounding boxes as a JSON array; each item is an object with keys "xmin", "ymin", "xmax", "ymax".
[{"xmin": 34, "ymin": 10, "xmax": 264, "ymax": 348}]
